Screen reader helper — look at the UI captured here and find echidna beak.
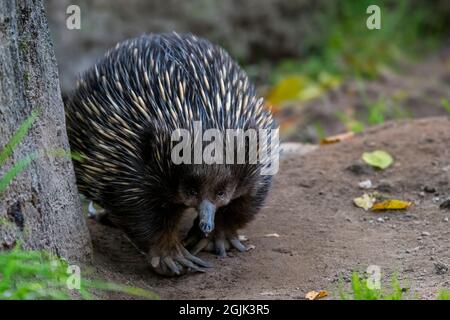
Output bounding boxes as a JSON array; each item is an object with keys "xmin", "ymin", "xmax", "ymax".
[{"xmin": 198, "ymin": 200, "xmax": 216, "ymax": 235}]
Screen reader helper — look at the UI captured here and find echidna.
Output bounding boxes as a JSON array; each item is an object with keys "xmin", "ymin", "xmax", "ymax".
[{"xmin": 65, "ymin": 33, "xmax": 278, "ymax": 276}]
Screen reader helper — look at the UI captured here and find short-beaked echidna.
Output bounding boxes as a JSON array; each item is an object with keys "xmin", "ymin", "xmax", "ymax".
[{"xmin": 65, "ymin": 33, "xmax": 277, "ymax": 276}]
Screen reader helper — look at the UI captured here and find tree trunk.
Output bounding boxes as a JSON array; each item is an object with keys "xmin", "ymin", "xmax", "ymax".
[{"xmin": 0, "ymin": 0, "xmax": 92, "ymax": 262}]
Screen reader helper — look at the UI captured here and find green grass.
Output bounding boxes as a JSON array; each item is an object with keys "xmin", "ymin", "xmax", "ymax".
[
  {"xmin": 0, "ymin": 109, "xmax": 41, "ymax": 195},
  {"xmin": 437, "ymin": 289, "xmax": 450, "ymax": 300},
  {"xmin": 336, "ymin": 111, "xmax": 365, "ymax": 133},
  {"xmin": 265, "ymin": 0, "xmax": 447, "ymax": 117},
  {"xmin": 442, "ymin": 99, "xmax": 450, "ymax": 116},
  {"xmin": 337, "ymin": 272, "xmax": 450, "ymax": 300},
  {"xmin": 271, "ymin": 0, "xmax": 445, "ymax": 83},
  {"xmin": 0, "ymin": 108, "xmax": 83, "ymax": 196},
  {"xmin": 332, "ymin": 77, "xmax": 413, "ymax": 133},
  {"xmin": 0, "ymin": 153, "xmax": 38, "ymax": 194},
  {"xmin": 0, "ymin": 109, "xmax": 40, "ymax": 166},
  {"xmin": 0, "ymin": 111, "xmax": 155, "ymax": 300},
  {"xmin": 338, "ymin": 272, "xmax": 407, "ymax": 300},
  {"xmin": 0, "ymin": 246, "xmax": 158, "ymax": 300}
]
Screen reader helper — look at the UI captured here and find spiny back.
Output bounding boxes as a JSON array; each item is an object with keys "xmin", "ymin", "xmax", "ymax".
[{"xmin": 65, "ymin": 33, "xmax": 275, "ymax": 208}]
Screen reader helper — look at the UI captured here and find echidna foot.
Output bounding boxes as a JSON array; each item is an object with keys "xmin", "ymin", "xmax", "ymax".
[
  {"xmin": 148, "ymin": 243, "xmax": 212, "ymax": 277},
  {"xmin": 185, "ymin": 231, "xmax": 250, "ymax": 257}
]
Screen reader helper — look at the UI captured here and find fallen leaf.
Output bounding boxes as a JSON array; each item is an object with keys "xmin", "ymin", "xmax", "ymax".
[
  {"xmin": 362, "ymin": 150, "xmax": 393, "ymax": 169},
  {"xmin": 266, "ymin": 75, "xmax": 308, "ymax": 105},
  {"xmin": 353, "ymin": 193, "xmax": 377, "ymax": 211},
  {"xmin": 320, "ymin": 132, "xmax": 355, "ymax": 145},
  {"xmin": 266, "ymin": 75, "xmax": 325, "ymax": 106},
  {"xmin": 305, "ymin": 290, "xmax": 328, "ymax": 300},
  {"xmin": 371, "ymin": 200, "xmax": 412, "ymax": 211}
]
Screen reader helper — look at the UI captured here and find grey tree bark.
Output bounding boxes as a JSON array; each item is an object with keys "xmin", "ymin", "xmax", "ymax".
[{"xmin": 0, "ymin": 0, "xmax": 92, "ymax": 262}]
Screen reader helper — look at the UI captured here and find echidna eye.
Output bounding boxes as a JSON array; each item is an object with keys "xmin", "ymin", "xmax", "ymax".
[
  {"xmin": 216, "ymin": 190, "xmax": 225, "ymax": 197},
  {"xmin": 188, "ymin": 190, "xmax": 197, "ymax": 197}
]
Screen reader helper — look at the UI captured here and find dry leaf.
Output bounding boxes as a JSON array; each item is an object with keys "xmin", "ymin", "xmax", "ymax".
[
  {"xmin": 305, "ymin": 290, "xmax": 328, "ymax": 300},
  {"xmin": 320, "ymin": 132, "xmax": 355, "ymax": 145},
  {"xmin": 371, "ymin": 200, "xmax": 412, "ymax": 211},
  {"xmin": 353, "ymin": 193, "xmax": 377, "ymax": 211}
]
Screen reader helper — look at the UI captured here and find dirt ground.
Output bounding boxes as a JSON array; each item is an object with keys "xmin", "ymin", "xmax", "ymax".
[{"xmin": 89, "ymin": 117, "xmax": 450, "ymax": 300}]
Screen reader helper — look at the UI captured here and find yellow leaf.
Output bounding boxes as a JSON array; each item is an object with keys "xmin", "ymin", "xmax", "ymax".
[
  {"xmin": 371, "ymin": 200, "xmax": 412, "ymax": 211},
  {"xmin": 353, "ymin": 193, "xmax": 377, "ymax": 211},
  {"xmin": 266, "ymin": 75, "xmax": 308, "ymax": 106},
  {"xmin": 320, "ymin": 131, "xmax": 355, "ymax": 145},
  {"xmin": 305, "ymin": 290, "xmax": 328, "ymax": 300}
]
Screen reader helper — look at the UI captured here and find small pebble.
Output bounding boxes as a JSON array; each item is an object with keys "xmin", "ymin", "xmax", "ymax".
[
  {"xmin": 423, "ymin": 186, "xmax": 436, "ymax": 193},
  {"xmin": 444, "ymin": 217, "xmax": 449, "ymax": 222},
  {"xmin": 377, "ymin": 217, "xmax": 385, "ymax": 223},
  {"xmin": 405, "ymin": 246, "xmax": 420, "ymax": 253},
  {"xmin": 347, "ymin": 163, "xmax": 374, "ymax": 175},
  {"xmin": 377, "ymin": 182, "xmax": 393, "ymax": 193},
  {"xmin": 440, "ymin": 197, "xmax": 450, "ymax": 210},
  {"xmin": 434, "ymin": 262, "xmax": 449, "ymax": 275},
  {"xmin": 358, "ymin": 180, "xmax": 373, "ymax": 189},
  {"xmin": 421, "ymin": 231, "xmax": 430, "ymax": 236}
]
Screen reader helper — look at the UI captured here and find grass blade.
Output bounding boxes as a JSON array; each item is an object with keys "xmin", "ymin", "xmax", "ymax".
[
  {"xmin": 0, "ymin": 108, "xmax": 41, "ymax": 166},
  {"xmin": 0, "ymin": 153, "xmax": 38, "ymax": 194}
]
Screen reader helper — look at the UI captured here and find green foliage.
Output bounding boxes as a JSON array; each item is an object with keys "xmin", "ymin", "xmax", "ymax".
[
  {"xmin": 441, "ymin": 99, "xmax": 450, "ymax": 115},
  {"xmin": 338, "ymin": 272, "xmax": 450, "ymax": 300},
  {"xmin": 437, "ymin": 289, "xmax": 450, "ymax": 300},
  {"xmin": 338, "ymin": 272, "xmax": 406, "ymax": 300},
  {"xmin": 0, "ymin": 110, "xmax": 41, "ymax": 196},
  {"xmin": 268, "ymin": 0, "xmax": 446, "ymax": 102},
  {"xmin": 335, "ymin": 78, "xmax": 411, "ymax": 132},
  {"xmin": 309, "ymin": 0, "xmax": 443, "ymax": 79},
  {"xmin": 0, "ymin": 153, "xmax": 38, "ymax": 195},
  {"xmin": 336, "ymin": 111, "xmax": 365, "ymax": 133},
  {"xmin": 0, "ymin": 108, "xmax": 82, "ymax": 196},
  {"xmin": 0, "ymin": 112, "xmax": 155, "ymax": 300},
  {"xmin": 313, "ymin": 122, "xmax": 327, "ymax": 141},
  {"xmin": 366, "ymin": 98, "xmax": 386, "ymax": 126},
  {"xmin": 0, "ymin": 109, "xmax": 40, "ymax": 166},
  {"xmin": 0, "ymin": 246, "xmax": 158, "ymax": 300}
]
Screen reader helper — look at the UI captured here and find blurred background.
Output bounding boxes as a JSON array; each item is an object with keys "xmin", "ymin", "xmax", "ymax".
[{"xmin": 45, "ymin": 0, "xmax": 450, "ymax": 142}]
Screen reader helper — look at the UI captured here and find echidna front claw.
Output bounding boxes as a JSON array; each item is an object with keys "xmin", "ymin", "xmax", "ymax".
[
  {"xmin": 229, "ymin": 237, "xmax": 247, "ymax": 252},
  {"xmin": 148, "ymin": 242, "xmax": 212, "ymax": 277},
  {"xmin": 186, "ymin": 228, "xmax": 251, "ymax": 257}
]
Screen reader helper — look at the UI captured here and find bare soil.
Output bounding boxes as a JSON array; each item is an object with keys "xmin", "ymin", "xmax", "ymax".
[{"xmin": 89, "ymin": 117, "xmax": 450, "ymax": 299}]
